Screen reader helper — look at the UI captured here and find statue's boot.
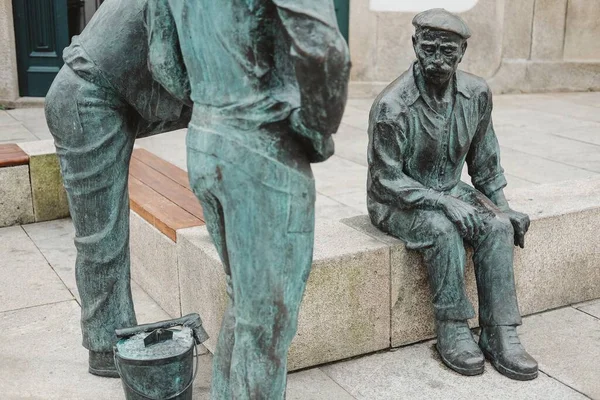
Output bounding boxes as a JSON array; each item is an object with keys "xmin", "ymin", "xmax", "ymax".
[
  {"xmin": 89, "ymin": 351, "xmax": 119, "ymax": 378},
  {"xmin": 436, "ymin": 320, "xmax": 484, "ymax": 376},
  {"xmin": 479, "ymin": 326, "xmax": 538, "ymax": 381}
]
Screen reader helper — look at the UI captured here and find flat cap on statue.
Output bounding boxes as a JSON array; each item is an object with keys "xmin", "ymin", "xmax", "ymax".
[{"xmin": 412, "ymin": 8, "xmax": 472, "ymax": 39}]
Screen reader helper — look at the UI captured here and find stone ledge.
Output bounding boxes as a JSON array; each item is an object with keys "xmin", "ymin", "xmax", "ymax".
[
  {"xmin": 176, "ymin": 219, "xmax": 391, "ymax": 371},
  {"xmin": 0, "ymin": 140, "xmax": 70, "ymax": 228},
  {"xmin": 18, "ymin": 140, "xmax": 69, "ymax": 222},
  {"xmin": 129, "ymin": 178, "xmax": 600, "ymax": 370},
  {"xmin": 344, "ymin": 178, "xmax": 600, "ymax": 347},
  {"xmin": 0, "ymin": 165, "xmax": 34, "ymax": 227}
]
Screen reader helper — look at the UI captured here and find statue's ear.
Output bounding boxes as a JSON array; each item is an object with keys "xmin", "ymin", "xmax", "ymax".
[
  {"xmin": 412, "ymin": 35, "xmax": 417, "ymax": 52},
  {"xmin": 459, "ymin": 41, "xmax": 468, "ymax": 63}
]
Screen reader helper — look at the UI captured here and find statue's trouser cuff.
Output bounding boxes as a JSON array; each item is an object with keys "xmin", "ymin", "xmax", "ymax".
[
  {"xmin": 45, "ymin": 66, "xmax": 137, "ymax": 352},
  {"xmin": 187, "ymin": 128, "xmax": 315, "ymax": 400}
]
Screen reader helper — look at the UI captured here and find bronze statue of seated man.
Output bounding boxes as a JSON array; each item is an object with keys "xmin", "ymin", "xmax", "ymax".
[{"xmin": 367, "ymin": 8, "xmax": 538, "ymax": 380}]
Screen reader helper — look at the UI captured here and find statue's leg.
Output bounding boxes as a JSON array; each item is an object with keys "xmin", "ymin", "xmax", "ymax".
[
  {"xmin": 187, "ymin": 142, "xmax": 314, "ymax": 400},
  {"xmin": 378, "ymin": 207, "xmax": 482, "ymax": 374},
  {"xmin": 45, "ymin": 66, "xmax": 137, "ymax": 375},
  {"xmin": 452, "ymin": 184, "xmax": 521, "ymax": 326},
  {"xmin": 381, "ymin": 208, "xmax": 475, "ymax": 320},
  {"xmin": 454, "ymin": 183, "xmax": 537, "ymax": 380},
  {"xmin": 188, "ymin": 189, "xmax": 235, "ymax": 399}
]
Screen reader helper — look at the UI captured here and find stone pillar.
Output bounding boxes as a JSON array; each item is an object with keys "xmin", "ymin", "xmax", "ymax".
[
  {"xmin": 531, "ymin": 0, "xmax": 569, "ymax": 60},
  {"xmin": 0, "ymin": 0, "xmax": 19, "ymax": 103}
]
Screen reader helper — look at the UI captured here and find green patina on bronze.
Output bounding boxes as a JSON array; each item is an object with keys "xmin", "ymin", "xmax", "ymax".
[
  {"xmin": 367, "ymin": 8, "xmax": 538, "ymax": 381},
  {"xmin": 45, "ymin": 0, "xmax": 191, "ymax": 379},
  {"xmin": 46, "ymin": 0, "xmax": 350, "ymax": 398},
  {"xmin": 146, "ymin": 0, "xmax": 350, "ymax": 398}
]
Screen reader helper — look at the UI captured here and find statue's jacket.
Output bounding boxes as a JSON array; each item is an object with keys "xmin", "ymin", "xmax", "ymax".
[
  {"xmin": 62, "ymin": 0, "xmax": 189, "ymax": 125},
  {"xmin": 367, "ymin": 63, "xmax": 507, "ymax": 242},
  {"xmin": 146, "ymin": 0, "xmax": 351, "ymax": 164}
]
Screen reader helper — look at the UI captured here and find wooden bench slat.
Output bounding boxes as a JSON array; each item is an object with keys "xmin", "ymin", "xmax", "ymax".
[
  {"xmin": 128, "ymin": 176, "xmax": 203, "ymax": 242},
  {"xmin": 0, "ymin": 144, "xmax": 29, "ymax": 167},
  {"xmin": 129, "ymin": 157, "xmax": 204, "ymax": 221},
  {"xmin": 132, "ymin": 148, "xmax": 191, "ymax": 190},
  {"xmin": 0, "ymin": 144, "xmax": 25, "ymax": 154}
]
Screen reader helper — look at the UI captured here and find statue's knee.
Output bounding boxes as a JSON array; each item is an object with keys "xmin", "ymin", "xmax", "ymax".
[
  {"xmin": 431, "ymin": 219, "xmax": 461, "ymax": 247},
  {"xmin": 486, "ymin": 216, "xmax": 513, "ymax": 237}
]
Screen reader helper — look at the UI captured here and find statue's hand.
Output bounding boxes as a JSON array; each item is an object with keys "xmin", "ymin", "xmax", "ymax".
[
  {"xmin": 505, "ymin": 210, "xmax": 530, "ymax": 248},
  {"xmin": 439, "ymin": 196, "xmax": 486, "ymax": 240}
]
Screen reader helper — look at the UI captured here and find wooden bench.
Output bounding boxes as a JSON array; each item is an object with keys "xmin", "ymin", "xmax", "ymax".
[
  {"xmin": 128, "ymin": 148, "xmax": 205, "ymax": 242},
  {"xmin": 0, "ymin": 143, "xmax": 29, "ymax": 167}
]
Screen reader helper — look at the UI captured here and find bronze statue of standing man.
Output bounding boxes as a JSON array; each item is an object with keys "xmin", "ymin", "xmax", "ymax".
[
  {"xmin": 368, "ymin": 9, "xmax": 538, "ymax": 380},
  {"xmin": 147, "ymin": 0, "xmax": 351, "ymax": 398}
]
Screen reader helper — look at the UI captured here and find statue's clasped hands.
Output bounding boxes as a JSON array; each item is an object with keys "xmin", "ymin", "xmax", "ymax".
[
  {"xmin": 439, "ymin": 195, "xmax": 489, "ymax": 240},
  {"xmin": 438, "ymin": 196, "xmax": 530, "ymax": 247}
]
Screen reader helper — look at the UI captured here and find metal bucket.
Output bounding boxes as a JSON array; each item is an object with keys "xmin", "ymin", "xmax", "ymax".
[{"xmin": 114, "ymin": 314, "xmax": 208, "ymax": 400}]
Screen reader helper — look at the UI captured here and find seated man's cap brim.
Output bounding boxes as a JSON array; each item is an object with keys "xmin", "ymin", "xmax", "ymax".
[{"xmin": 412, "ymin": 8, "xmax": 471, "ymax": 39}]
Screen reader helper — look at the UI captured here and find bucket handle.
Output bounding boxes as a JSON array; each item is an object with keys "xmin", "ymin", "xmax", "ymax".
[{"xmin": 115, "ymin": 342, "xmax": 199, "ymax": 400}]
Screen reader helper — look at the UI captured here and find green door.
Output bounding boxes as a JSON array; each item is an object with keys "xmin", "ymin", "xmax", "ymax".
[
  {"xmin": 334, "ymin": 0, "xmax": 349, "ymax": 43},
  {"xmin": 13, "ymin": 0, "xmax": 70, "ymax": 97}
]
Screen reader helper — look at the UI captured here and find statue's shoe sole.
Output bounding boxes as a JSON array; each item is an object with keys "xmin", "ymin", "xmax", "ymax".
[
  {"xmin": 482, "ymin": 348, "xmax": 539, "ymax": 381},
  {"xmin": 437, "ymin": 345, "xmax": 484, "ymax": 376}
]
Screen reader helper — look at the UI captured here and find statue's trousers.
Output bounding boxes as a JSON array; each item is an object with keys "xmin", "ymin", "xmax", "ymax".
[
  {"xmin": 45, "ymin": 66, "xmax": 189, "ymax": 352},
  {"xmin": 186, "ymin": 122, "xmax": 315, "ymax": 400},
  {"xmin": 371, "ymin": 181, "xmax": 522, "ymax": 327}
]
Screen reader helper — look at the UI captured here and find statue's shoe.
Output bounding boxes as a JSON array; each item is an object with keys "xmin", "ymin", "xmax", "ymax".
[
  {"xmin": 479, "ymin": 326, "xmax": 538, "ymax": 381},
  {"xmin": 89, "ymin": 350, "xmax": 120, "ymax": 378},
  {"xmin": 436, "ymin": 320, "xmax": 484, "ymax": 376}
]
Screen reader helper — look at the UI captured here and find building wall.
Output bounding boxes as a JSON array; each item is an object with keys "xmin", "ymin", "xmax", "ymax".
[
  {"xmin": 349, "ymin": 0, "xmax": 600, "ymax": 96},
  {"xmin": 0, "ymin": 0, "xmax": 19, "ymax": 103}
]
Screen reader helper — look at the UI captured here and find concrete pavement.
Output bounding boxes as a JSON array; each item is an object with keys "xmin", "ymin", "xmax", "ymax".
[{"xmin": 1, "ymin": 218, "xmax": 599, "ymax": 399}]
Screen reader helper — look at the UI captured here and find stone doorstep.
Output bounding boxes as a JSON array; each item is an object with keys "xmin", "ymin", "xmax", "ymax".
[{"xmin": 130, "ymin": 176, "xmax": 600, "ymax": 371}]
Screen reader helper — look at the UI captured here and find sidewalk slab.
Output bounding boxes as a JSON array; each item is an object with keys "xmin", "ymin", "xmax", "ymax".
[
  {"xmin": 321, "ymin": 340, "xmax": 587, "ymax": 400},
  {"xmin": 22, "ymin": 218, "xmax": 78, "ymax": 299},
  {"xmin": 519, "ymin": 307, "xmax": 600, "ymax": 399},
  {"xmin": 287, "ymin": 369, "xmax": 356, "ymax": 400},
  {"xmin": 0, "ymin": 124, "xmax": 37, "ymax": 144},
  {"xmin": 0, "ymin": 226, "xmax": 72, "ymax": 312},
  {"xmin": 0, "ymin": 300, "xmax": 123, "ymax": 400},
  {"xmin": 576, "ymin": 299, "xmax": 600, "ymax": 319}
]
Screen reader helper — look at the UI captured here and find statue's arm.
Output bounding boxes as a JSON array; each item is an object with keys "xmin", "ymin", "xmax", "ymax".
[
  {"xmin": 273, "ymin": 0, "xmax": 351, "ymax": 135},
  {"xmin": 466, "ymin": 87, "xmax": 530, "ymax": 247},
  {"xmin": 368, "ymin": 117, "xmax": 444, "ymax": 210},
  {"xmin": 145, "ymin": 0, "xmax": 192, "ymax": 106},
  {"xmin": 466, "ymin": 87, "xmax": 508, "ymax": 204}
]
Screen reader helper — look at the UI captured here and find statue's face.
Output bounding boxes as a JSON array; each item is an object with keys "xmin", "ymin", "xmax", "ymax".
[{"xmin": 413, "ymin": 29, "xmax": 466, "ymax": 85}]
